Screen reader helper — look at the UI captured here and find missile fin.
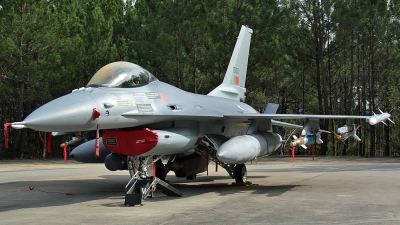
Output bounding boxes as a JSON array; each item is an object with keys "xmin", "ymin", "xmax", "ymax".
[{"xmin": 352, "ymin": 134, "xmax": 361, "ymax": 142}]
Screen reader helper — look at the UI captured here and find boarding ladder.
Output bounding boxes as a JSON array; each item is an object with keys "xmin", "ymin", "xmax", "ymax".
[
  {"xmin": 124, "ymin": 171, "xmax": 183, "ymax": 206},
  {"xmin": 195, "ymin": 135, "xmax": 235, "ymax": 178}
]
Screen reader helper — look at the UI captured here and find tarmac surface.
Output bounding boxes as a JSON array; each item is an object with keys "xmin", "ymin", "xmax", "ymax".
[{"xmin": 1, "ymin": 157, "xmax": 400, "ymax": 224}]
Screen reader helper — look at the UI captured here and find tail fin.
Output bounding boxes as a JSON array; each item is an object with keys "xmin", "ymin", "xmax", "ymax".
[{"xmin": 208, "ymin": 25, "xmax": 253, "ymax": 102}]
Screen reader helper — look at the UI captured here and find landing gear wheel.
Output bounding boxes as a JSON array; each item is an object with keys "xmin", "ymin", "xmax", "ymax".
[
  {"xmin": 234, "ymin": 164, "xmax": 247, "ymax": 183},
  {"xmin": 186, "ymin": 174, "xmax": 196, "ymax": 180},
  {"xmin": 155, "ymin": 159, "xmax": 166, "ymax": 180}
]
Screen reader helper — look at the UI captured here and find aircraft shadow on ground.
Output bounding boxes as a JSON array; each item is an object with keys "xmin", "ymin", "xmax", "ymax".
[{"xmin": 0, "ymin": 174, "xmax": 302, "ymax": 211}]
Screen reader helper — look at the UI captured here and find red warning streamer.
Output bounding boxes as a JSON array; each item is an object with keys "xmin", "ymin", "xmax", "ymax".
[
  {"xmin": 153, "ymin": 164, "xmax": 156, "ymax": 179},
  {"xmin": 152, "ymin": 164, "xmax": 157, "ymax": 193},
  {"xmin": 4, "ymin": 123, "xmax": 11, "ymax": 149},
  {"xmin": 93, "ymin": 108, "xmax": 101, "ymax": 157},
  {"xmin": 95, "ymin": 124, "xmax": 100, "ymax": 157},
  {"xmin": 47, "ymin": 132, "xmax": 52, "ymax": 153},
  {"xmin": 63, "ymin": 145, "xmax": 68, "ymax": 163},
  {"xmin": 292, "ymin": 147, "xmax": 296, "ymax": 166},
  {"xmin": 311, "ymin": 145, "xmax": 315, "ymax": 161}
]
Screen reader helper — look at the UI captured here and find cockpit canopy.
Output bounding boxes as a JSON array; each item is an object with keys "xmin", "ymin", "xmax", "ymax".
[{"xmin": 86, "ymin": 62, "xmax": 158, "ymax": 88}]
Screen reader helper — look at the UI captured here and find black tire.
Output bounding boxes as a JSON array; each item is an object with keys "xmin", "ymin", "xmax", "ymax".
[
  {"xmin": 155, "ymin": 160, "xmax": 166, "ymax": 180},
  {"xmin": 234, "ymin": 164, "xmax": 247, "ymax": 183},
  {"xmin": 186, "ymin": 174, "xmax": 196, "ymax": 180}
]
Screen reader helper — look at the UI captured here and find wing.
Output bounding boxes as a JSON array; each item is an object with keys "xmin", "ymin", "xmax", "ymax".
[
  {"xmin": 225, "ymin": 111, "xmax": 393, "ymax": 126},
  {"xmin": 224, "ymin": 113, "xmax": 371, "ymax": 120},
  {"xmin": 224, "ymin": 111, "xmax": 393, "ymax": 144},
  {"xmin": 122, "ymin": 110, "xmax": 390, "ymax": 127},
  {"xmin": 271, "ymin": 119, "xmax": 303, "ymax": 129}
]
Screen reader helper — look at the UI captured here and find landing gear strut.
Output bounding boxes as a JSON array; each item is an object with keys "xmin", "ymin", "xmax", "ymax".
[
  {"xmin": 196, "ymin": 135, "xmax": 250, "ymax": 184},
  {"xmin": 124, "ymin": 156, "xmax": 182, "ymax": 206},
  {"xmin": 127, "ymin": 156, "xmax": 141, "ymax": 177},
  {"xmin": 127, "ymin": 156, "xmax": 166, "ymax": 179}
]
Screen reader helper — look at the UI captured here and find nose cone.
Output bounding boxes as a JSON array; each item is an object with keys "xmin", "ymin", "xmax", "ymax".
[{"xmin": 23, "ymin": 92, "xmax": 98, "ymax": 132}]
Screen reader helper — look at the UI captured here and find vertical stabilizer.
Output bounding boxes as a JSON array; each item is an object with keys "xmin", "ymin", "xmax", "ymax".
[{"xmin": 208, "ymin": 25, "xmax": 253, "ymax": 102}]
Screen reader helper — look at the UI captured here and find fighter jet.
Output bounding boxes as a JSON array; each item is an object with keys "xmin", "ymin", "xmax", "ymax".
[{"xmin": 6, "ymin": 25, "xmax": 393, "ymax": 185}]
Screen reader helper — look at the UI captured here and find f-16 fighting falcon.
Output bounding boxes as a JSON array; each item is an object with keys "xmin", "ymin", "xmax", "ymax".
[{"xmin": 5, "ymin": 26, "xmax": 393, "ymax": 204}]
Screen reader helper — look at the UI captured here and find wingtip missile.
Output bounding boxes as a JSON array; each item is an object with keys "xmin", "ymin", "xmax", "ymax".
[{"xmin": 367, "ymin": 110, "xmax": 393, "ymax": 125}]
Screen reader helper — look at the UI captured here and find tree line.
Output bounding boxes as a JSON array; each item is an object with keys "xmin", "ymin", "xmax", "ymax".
[{"xmin": 1, "ymin": 0, "xmax": 399, "ymax": 159}]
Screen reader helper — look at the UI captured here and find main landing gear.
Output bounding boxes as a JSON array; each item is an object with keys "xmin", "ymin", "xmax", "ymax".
[
  {"xmin": 125, "ymin": 156, "xmax": 182, "ymax": 206},
  {"xmin": 196, "ymin": 135, "xmax": 250, "ymax": 184},
  {"xmin": 127, "ymin": 156, "xmax": 165, "ymax": 178}
]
